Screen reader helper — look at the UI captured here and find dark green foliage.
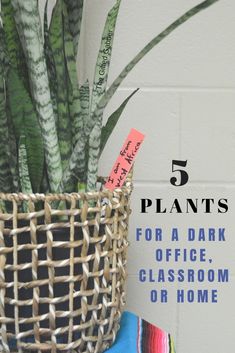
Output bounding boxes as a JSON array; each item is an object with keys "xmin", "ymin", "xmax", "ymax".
[
  {"xmin": 44, "ymin": 0, "xmax": 59, "ymax": 126},
  {"xmin": 0, "ymin": 0, "xmax": 219, "ymax": 195},
  {"xmin": 49, "ymin": 0, "xmax": 72, "ymax": 172},
  {"xmin": 64, "ymin": 0, "xmax": 84, "ymax": 53},
  {"xmin": 7, "ymin": 70, "xmax": 44, "ymax": 192}
]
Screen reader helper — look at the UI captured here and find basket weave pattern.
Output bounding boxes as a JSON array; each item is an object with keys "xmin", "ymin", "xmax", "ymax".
[{"xmin": 0, "ymin": 179, "xmax": 132, "ymax": 353}]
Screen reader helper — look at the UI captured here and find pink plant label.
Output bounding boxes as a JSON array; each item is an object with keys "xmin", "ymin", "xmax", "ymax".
[{"xmin": 105, "ymin": 128, "xmax": 145, "ymax": 190}]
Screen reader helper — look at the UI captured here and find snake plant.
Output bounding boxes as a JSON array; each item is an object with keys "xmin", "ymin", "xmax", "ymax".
[{"xmin": 0, "ymin": 0, "xmax": 219, "ymax": 194}]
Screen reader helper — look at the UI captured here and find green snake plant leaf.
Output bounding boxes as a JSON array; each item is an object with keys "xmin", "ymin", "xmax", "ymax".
[
  {"xmin": 49, "ymin": 0, "xmax": 72, "ymax": 172},
  {"xmin": 68, "ymin": 80, "xmax": 90, "ymax": 183},
  {"xmin": 61, "ymin": 136, "xmax": 87, "ymax": 189},
  {"xmin": 62, "ymin": 2, "xmax": 83, "ymax": 145},
  {"xmin": 80, "ymin": 80, "xmax": 90, "ymax": 125},
  {"xmin": 87, "ymin": 0, "xmax": 121, "ymax": 191},
  {"xmin": 1, "ymin": 0, "xmax": 29, "ymax": 93},
  {"xmin": 18, "ymin": 136, "xmax": 33, "ymax": 195},
  {"xmin": 0, "ymin": 26, "xmax": 9, "ymax": 77},
  {"xmin": 1, "ymin": 0, "xmax": 23, "ymax": 68},
  {"xmin": 86, "ymin": 0, "xmax": 121, "ymax": 137},
  {"xmin": 85, "ymin": 0, "xmax": 220, "ymax": 190},
  {"xmin": 0, "ymin": 78, "xmax": 15, "ymax": 193},
  {"xmin": 99, "ymin": 88, "xmax": 139, "ymax": 157},
  {"xmin": 63, "ymin": 0, "xmax": 120, "ymax": 190},
  {"xmin": 62, "ymin": 2, "xmax": 87, "ymax": 186},
  {"xmin": 1, "ymin": 0, "xmax": 18, "ymax": 66},
  {"xmin": 0, "ymin": 24, "xmax": 16, "ymax": 192},
  {"xmin": 7, "ymin": 115, "xmax": 19, "ymax": 191},
  {"xmin": 55, "ymin": 3, "xmax": 86, "ymax": 191},
  {"xmin": 11, "ymin": 0, "xmax": 63, "ymax": 193},
  {"xmin": 7, "ymin": 69, "xmax": 44, "ymax": 192},
  {"xmin": 64, "ymin": 0, "xmax": 84, "ymax": 54},
  {"xmin": 44, "ymin": 0, "xmax": 59, "ymax": 126}
]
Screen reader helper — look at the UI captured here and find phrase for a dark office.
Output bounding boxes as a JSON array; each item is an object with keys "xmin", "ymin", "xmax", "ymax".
[{"xmin": 136, "ymin": 227, "xmax": 229, "ymax": 304}]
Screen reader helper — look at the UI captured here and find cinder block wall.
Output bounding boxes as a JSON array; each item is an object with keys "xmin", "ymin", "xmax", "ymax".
[
  {"xmin": 40, "ymin": 1, "xmax": 235, "ymax": 352},
  {"xmin": 85, "ymin": 2, "xmax": 235, "ymax": 353}
]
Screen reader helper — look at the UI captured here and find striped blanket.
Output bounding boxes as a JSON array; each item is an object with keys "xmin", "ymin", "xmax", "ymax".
[
  {"xmin": 107, "ymin": 311, "xmax": 176, "ymax": 353},
  {"xmin": 7, "ymin": 311, "xmax": 175, "ymax": 352}
]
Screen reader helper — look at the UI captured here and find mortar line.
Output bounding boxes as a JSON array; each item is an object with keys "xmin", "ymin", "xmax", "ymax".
[
  {"xmin": 178, "ymin": 93, "xmax": 183, "ymax": 160},
  {"xmin": 133, "ymin": 180, "xmax": 235, "ymax": 187},
  {"xmin": 115, "ymin": 86, "xmax": 235, "ymax": 93}
]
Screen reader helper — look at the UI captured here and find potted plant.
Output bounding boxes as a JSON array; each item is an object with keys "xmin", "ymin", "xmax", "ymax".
[{"xmin": 0, "ymin": 0, "xmax": 219, "ymax": 352}]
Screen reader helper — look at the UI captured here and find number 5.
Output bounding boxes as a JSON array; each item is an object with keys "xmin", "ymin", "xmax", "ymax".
[{"xmin": 170, "ymin": 160, "xmax": 189, "ymax": 186}]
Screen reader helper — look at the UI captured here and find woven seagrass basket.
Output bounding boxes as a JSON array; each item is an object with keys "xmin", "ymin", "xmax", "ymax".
[{"xmin": 0, "ymin": 174, "xmax": 132, "ymax": 353}]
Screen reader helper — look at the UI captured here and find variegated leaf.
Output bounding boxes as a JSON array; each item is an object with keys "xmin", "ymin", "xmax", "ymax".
[
  {"xmin": 62, "ymin": 2, "xmax": 87, "ymax": 187},
  {"xmin": 87, "ymin": 0, "xmax": 121, "ymax": 191},
  {"xmin": 1, "ymin": 0, "xmax": 20, "ymax": 67},
  {"xmin": 0, "ymin": 22, "xmax": 16, "ymax": 192},
  {"xmin": 80, "ymin": 80, "xmax": 90, "ymax": 126},
  {"xmin": 7, "ymin": 115, "xmax": 19, "ymax": 191},
  {"xmin": 49, "ymin": 0, "xmax": 72, "ymax": 172},
  {"xmin": 62, "ymin": 2, "xmax": 83, "ymax": 146},
  {"xmin": 86, "ymin": 124, "xmax": 101, "ymax": 191},
  {"xmin": 0, "ymin": 78, "xmax": 14, "ymax": 192},
  {"xmin": 44, "ymin": 0, "xmax": 59, "ymax": 126},
  {"xmin": 0, "ymin": 26, "xmax": 9, "ymax": 78},
  {"xmin": 62, "ymin": 0, "xmax": 121, "ymax": 190},
  {"xmin": 18, "ymin": 136, "xmax": 33, "ymax": 195},
  {"xmin": 72, "ymin": 80, "xmax": 90, "ymax": 183},
  {"xmin": 11, "ymin": 0, "xmax": 63, "ymax": 192},
  {"xmin": 64, "ymin": 0, "xmax": 84, "ymax": 54},
  {"xmin": 61, "ymin": 135, "xmax": 87, "ymax": 190},
  {"xmin": 7, "ymin": 69, "xmax": 44, "ymax": 193},
  {"xmin": 1, "ymin": 0, "xmax": 28, "ymax": 83},
  {"xmin": 100, "ymin": 88, "xmax": 139, "ymax": 157},
  {"xmin": 86, "ymin": 0, "xmax": 121, "ymax": 136}
]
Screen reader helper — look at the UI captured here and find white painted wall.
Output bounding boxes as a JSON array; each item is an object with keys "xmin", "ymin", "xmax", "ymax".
[{"xmin": 39, "ymin": 1, "xmax": 235, "ymax": 352}]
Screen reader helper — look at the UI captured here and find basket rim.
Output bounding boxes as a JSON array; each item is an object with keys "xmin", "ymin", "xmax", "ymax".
[{"xmin": 0, "ymin": 182, "xmax": 132, "ymax": 202}]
